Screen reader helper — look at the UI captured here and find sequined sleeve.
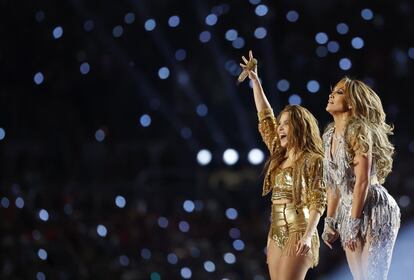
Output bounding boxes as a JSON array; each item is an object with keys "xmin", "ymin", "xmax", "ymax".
[
  {"xmin": 306, "ymin": 155, "xmax": 327, "ymax": 215},
  {"xmin": 257, "ymin": 108, "xmax": 279, "ymax": 154}
]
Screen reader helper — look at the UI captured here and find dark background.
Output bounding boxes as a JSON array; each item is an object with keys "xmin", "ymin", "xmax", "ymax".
[{"xmin": 1, "ymin": 0, "xmax": 414, "ymax": 279}]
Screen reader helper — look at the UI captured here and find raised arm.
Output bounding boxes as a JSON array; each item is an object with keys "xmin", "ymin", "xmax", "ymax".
[{"xmin": 240, "ymin": 51, "xmax": 279, "ymax": 153}]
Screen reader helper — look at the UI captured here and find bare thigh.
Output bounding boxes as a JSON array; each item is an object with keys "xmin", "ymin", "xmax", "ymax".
[
  {"xmin": 345, "ymin": 239, "xmax": 364, "ymax": 280},
  {"xmin": 267, "ymin": 238, "xmax": 283, "ymax": 280},
  {"xmin": 278, "ymin": 254, "xmax": 312, "ymax": 280}
]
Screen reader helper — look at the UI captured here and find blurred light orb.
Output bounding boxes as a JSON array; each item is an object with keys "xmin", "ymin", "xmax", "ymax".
[
  {"xmin": 84, "ymin": 20, "xmax": 94, "ymax": 32},
  {"xmin": 199, "ymin": 31, "xmax": 211, "ymax": 43},
  {"xmin": 315, "ymin": 32, "xmax": 328, "ymax": 44},
  {"xmin": 35, "ymin": 10, "xmax": 45, "ymax": 22},
  {"xmin": 339, "ymin": 58, "xmax": 352, "ymax": 70},
  {"xmin": 53, "ymin": 26, "xmax": 63, "ymax": 39},
  {"xmin": 229, "ymin": 227, "xmax": 241, "ymax": 239},
  {"xmin": 95, "ymin": 129, "xmax": 105, "ymax": 142},
  {"xmin": 254, "ymin": 27, "xmax": 267, "ymax": 39},
  {"xmin": 286, "ymin": 10, "xmax": 299, "ymax": 22},
  {"xmin": 97, "ymin": 225, "xmax": 107, "ymax": 237},
  {"xmin": 150, "ymin": 273, "xmax": 161, "ymax": 280},
  {"xmin": 249, "ymin": 0, "xmax": 261, "ymax": 4},
  {"xmin": 181, "ymin": 267, "xmax": 192, "ymax": 279},
  {"xmin": 408, "ymin": 48, "xmax": 414, "ymax": 59},
  {"xmin": 112, "ymin": 25, "xmax": 123, "ymax": 37},
  {"xmin": 223, "ymin": 252, "xmax": 236, "ymax": 264},
  {"xmin": 316, "ymin": 46, "xmax": 328, "ymax": 57},
  {"xmin": 205, "ymin": 14, "xmax": 218, "ymax": 26},
  {"xmin": 336, "ymin": 23, "xmax": 349, "ymax": 34},
  {"xmin": 0, "ymin": 128, "xmax": 5, "ymax": 140},
  {"xmin": 115, "ymin": 195, "xmax": 126, "ymax": 208},
  {"xmin": 36, "ymin": 272, "xmax": 46, "ymax": 280},
  {"xmin": 225, "ymin": 208, "xmax": 238, "ymax": 220},
  {"xmin": 39, "ymin": 209, "xmax": 49, "ymax": 221},
  {"xmin": 158, "ymin": 216, "xmax": 169, "ymax": 228},
  {"xmin": 204, "ymin": 261, "xmax": 216, "ymax": 272},
  {"xmin": 140, "ymin": 114, "xmax": 151, "ymax": 127},
  {"xmin": 225, "ymin": 29, "xmax": 238, "ymax": 41},
  {"xmin": 288, "ymin": 94, "xmax": 302, "ymax": 105},
  {"xmin": 168, "ymin": 15, "xmax": 180, "ymax": 27},
  {"xmin": 327, "ymin": 41, "xmax": 340, "ymax": 53},
  {"xmin": 183, "ymin": 200, "xmax": 195, "ymax": 213},
  {"xmin": 233, "ymin": 239, "xmax": 245, "ymax": 251},
  {"xmin": 15, "ymin": 197, "xmax": 24, "ymax": 209},
  {"xmin": 180, "ymin": 127, "xmax": 192, "ymax": 139},
  {"xmin": 34, "ymin": 72, "xmax": 44, "ymax": 85},
  {"xmin": 167, "ymin": 253, "xmax": 178, "ymax": 264},
  {"xmin": 141, "ymin": 248, "xmax": 152, "ymax": 259},
  {"xmin": 124, "ymin": 12, "xmax": 135, "ymax": 24},
  {"xmin": 255, "ymin": 4, "xmax": 268, "ymax": 16},
  {"xmin": 307, "ymin": 80, "xmax": 320, "ymax": 93},
  {"xmin": 197, "ymin": 149, "xmax": 212, "ymax": 165},
  {"xmin": 196, "ymin": 104, "xmax": 208, "ymax": 117},
  {"xmin": 351, "ymin": 37, "xmax": 364, "ymax": 49},
  {"xmin": 119, "ymin": 255, "xmax": 130, "ymax": 266},
  {"xmin": 277, "ymin": 79, "xmax": 290, "ymax": 92},
  {"xmin": 223, "ymin": 149, "xmax": 239, "ymax": 165},
  {"xmin": 37, "ymin": 249, "xmax": 48, "ymax": 260},
  {"xmin": 1, "ymin": 197, "xmax": 9, "ymax": 208},
  {"xmin": 361, "ymin": 8, "xmax": 374, "ymax": 20},
  {"xmin": 80, "ymin": 62, "xmax": 90, "ymax": 74},
  {"xmin": 144, "ymin": 19, "xmax": 156, "ymax": 31},
  {"xmin": 399, "ymin": 195, "xmax": 410, "ymax": 207},
  {"xmin": 248, "ymin": 148, "xmax": 264, "ymax": 165},
  {"xmin": 179, "ymin": 221, "xmax": 190, "ymax": 232},
  {"xmin": 158, "ymin": 67, "xmax": 170, "ymax": 79},
  {"xmin": 175, "ymin": 49, "xmax": 187, "ymax": 61},
  {"xmin": 232, "ymin": 37, "xmax": 245, "ymax": 49}
]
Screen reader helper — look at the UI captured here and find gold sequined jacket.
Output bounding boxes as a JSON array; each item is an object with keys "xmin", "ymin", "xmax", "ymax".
[{"xmin": 258, "ymin": 108, "xmax": 326, "ymax": 215}]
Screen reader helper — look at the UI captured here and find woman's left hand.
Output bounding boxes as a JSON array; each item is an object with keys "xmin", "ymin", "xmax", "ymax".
[
  {"xmin": 296, "ymin": 235, "xmax": 312, "ymax": 256},
  {"xmin": 345, "ymin": 236, "xmax": 361, "ymax": 252}
]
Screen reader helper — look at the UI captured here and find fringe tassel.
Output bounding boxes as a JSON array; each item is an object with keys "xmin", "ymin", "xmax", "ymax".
[{"xmin": 281, "ymin": 231, "xmax": 319, "ymax": 268}]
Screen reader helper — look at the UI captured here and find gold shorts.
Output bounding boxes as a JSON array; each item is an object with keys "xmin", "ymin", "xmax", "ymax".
[{"xmin": 268, "ymin": 202, "xmax": 319, "ymax": 267}]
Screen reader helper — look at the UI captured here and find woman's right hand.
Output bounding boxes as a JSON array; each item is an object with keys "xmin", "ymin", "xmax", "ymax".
[
  {"xmin": 322, "ymin": 226, "xmax": 339, "ymax": 249},
  {"xmin": 240, "ymin": 50, "xmax": 260, "ymax": 82}
]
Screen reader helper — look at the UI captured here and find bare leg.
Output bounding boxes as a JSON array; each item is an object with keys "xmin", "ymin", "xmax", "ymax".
[
  {"xmin": 267, "ymin": 238, "xmax": 283, "ymax": 280},
  {"xmin": 278, "ymin": 255, "xmax": 312, "ymax": 280},
  {"xmin": 345, "ymin": 238, "xmax": 365, "ymax": 280}
]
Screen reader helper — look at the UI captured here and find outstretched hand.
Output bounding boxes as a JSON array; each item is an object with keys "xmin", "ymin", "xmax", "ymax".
[{"xmin": 240, "ymin": 50, "xmax": 259, "ymax": 81}]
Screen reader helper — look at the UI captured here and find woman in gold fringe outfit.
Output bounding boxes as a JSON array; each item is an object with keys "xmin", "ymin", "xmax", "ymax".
[{"xmin": 240, "ymin": 51, "xmax": 326, "ymax": 280}]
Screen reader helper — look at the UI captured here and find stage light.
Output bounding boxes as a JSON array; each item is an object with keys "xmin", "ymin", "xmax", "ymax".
[
  {"xmin": 36, "ymin": 272, "xmax": 46, "ymax": 280},
  {"xmin": 80, "ymin": 62, "xmax": 90, "ymax": 74},
  {"xmin": 1, "ymin": 197, "xmax": 9, "ymax": 208},
  {"xmin": 229, "ymin": 227, "xmax": 241, "ymax": 239},
  {"xmin": 336, "ymin": 23, "xmax": 349, "ymax": 34},
  {"xmin": 223, "ymin": 252, "xmax": 236, "ymax": 264},
  {"xmin": 167, "ymin": 253, "xmax": 178, "ymax": 264},
  {"xmin": 361, "ymin": 8, "xmax": 374, "ymax": 21},
  {"xmin": 97, "ymin": 224, "xmax": 107, "ymax": 237},
  {"xmin": 197, "ymin": 149, "xmax": 212, "ymax": 165},
  {"xmin": 307, "ymin": 80, "xmax": 320, "ymax": 93},
  {"xmin": 37, "ymin": 249, "xmax": 48, "ymax": 260},
  {"xmin": 180, "ymin": 127, "xmax": 192, "ymax": 139},
  {"xmin": 53, "ymin": 26, "xmax": 63, "ymax": 39},
  {"xmin": 277, "ymin": 79, "xmax": 290, "ymax": 92},
  {"xmin": 223, "ymin": 149, "xmax": 239, "ymax": 165},
  {"xmin": 32, "ymin": 230, "xmax": 41, "ymax": 241},
  {"xmin": 316, "ymin": 46, "xmax": 328, "ymax": 57},
  {"xmin": 112, "ymin": 25, "xmax": 123, "ymax": 38},
  {"xmin": 35, "ymin": 10, "xmax": 45, "ymax": 22},
  {"xmin": 199, "ymin": 31, "xmax": 211, "ymax": 43},
  {"xmin": 178, "ymin": 221, "xmax": 190, "ymax": 232},
  {"xmin": 141, "ymin": 248, "xmax": 151, "ymax": 259},
  {"xmin": 0, "ymin": 128, "xmax": 5, "ymax": 140},
  {"xmin": 255, "ymin": 4, "xmax": 268, "ymax": 17},
  {"xmin": 286, "ymin": 10, "xmax": 299, "ymax": 22},
  {"xmin": 151, "ymin": 273, "xmax": 161, "ymax": 280},
  {"xmin": 15, "ymin": 197, "xmax": 24, "ymax": 209},
  {"xmin": 204, "ymin": 261, "xmax": 216, "ymax": 272},
  {"xmin": 408, "ymin": 48, "xmax": 414, "ymax": 59},
  {"xmin": 190, "ymin": 246, "xmax": 200, "ymax": 257},
  {"xmin": 232, "ymin": 37, "xmax": 245, "ymax": 49},
  {"xmin": 158, "ymin": 217, "xmax": 169, "ymax": 228},
  {"xmin": 168, "ymin": 15, "xmax": 180, "ymax": 28},
  {"xmin": 39, "ymin": 209, "xmax": 49, "ymax": 221},
  {"xmin": 288, "ymin": 94, "xmax": 302, "ymax": 105},
  {"xmin": 248, "ymin": 148, "xmax": 264, "ymax": 165},
  {"xmin": 140, "ymin": 114, "xmax": 151, "ymax": 127},
  {"xmin": 351, "ymin": 37, "xmax": 364, "ymax": 49},
  {"xmin": 225, "ymin": 208, "xmax": 238, "ymax": 220},
  {"xmin": 249, "ymin": 0, "xmax": 261, "ymax": 4},
  {"xmin": 254, "ymin": 27, "xmax": 267, "ymax": 39},
  {"xmin": 205, "ymin": 14, "xmax": 218, "ymax": 26},
  {"xmin": 183, "ymin": 200, "xmax": 195, "ymax": 213},
  {"xmin": 119, "ymin": 255, "xmax": 130, "ymax": 266},
  {"xmin": 181, "ymin": 267, "xmax": 192, "ymax": 279},
  {"xmin": 339, "ymin": 58, "xmax": 352, "ymax": 70},
  {"xmin": 233, "ymin": 239, "xmax": 245, "ymax": 251},
  {"xmin": 175, "ymin": 49, "xmax": 187, "ymax": 61},
  {"xmin": 95, "ymin": 129, "xmax": 105, "ymax": 142},
  {"xmin": 144, "ymin": 19, "xmax": 156, "ymax": 31},
  {"xmin": 225, "ymin": 29, "xmax": 238, "ymax": 41},
  {"xmin": 399, "ymin": 195, "xmax": 410, "ymax": 207},
  {"xmin": 115, "ymin": 195, "xmax": 126, "ymax": 208},
  {"xmin": 327, "ymin": 41, "xmax": 340, "ymax": 53},
  {"xmin": 196, "ymin": 104, "xmax": 208, "ymax": 117},
  {"xmin": 64, "ymin": 204, "xmax": 73, "ymax": 215},
  {"xmin": 124, "ymin": 13, "xmax": 135, "ymax": 24},
  {"xmin": 158, "ymin": 66, "xmax": 170, "ymax": 79},
  {"xmin": 315, "ymin": 32, "xmax": 328, "ymax": 44},
  {"xmin": 84, "ymin": 20, "xmax": 94, "ymax": 32},
  {"xmin": 34, "ymin": 72, "xmax": 44, "ymax": 85}
]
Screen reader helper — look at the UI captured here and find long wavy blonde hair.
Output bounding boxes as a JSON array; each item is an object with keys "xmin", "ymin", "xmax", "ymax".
[
  {"xmin": 340, "ymin": 77, "xmax": 394, "ymax": 183},
  {"xmin": 264, "ymin": 105, "xmax": 323, "ymax": 173}
]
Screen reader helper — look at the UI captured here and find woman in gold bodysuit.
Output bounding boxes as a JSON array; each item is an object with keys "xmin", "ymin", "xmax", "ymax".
[{"xmin": 240, "ymin": 51, "xmax": 326, "ymax": 280}]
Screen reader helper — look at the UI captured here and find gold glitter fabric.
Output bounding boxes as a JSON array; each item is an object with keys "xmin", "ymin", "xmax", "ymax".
[
  {"xmin": 271, "ymin": 167, "xmax": 294, "ymax": 202},
  {"xmin": 268, "ymin": 202, "xmax": 320, "ymax": 268}
]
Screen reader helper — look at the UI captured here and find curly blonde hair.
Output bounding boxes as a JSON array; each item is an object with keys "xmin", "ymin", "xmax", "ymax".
[
  {"xmin": 340, "ymin": 77, "xmax": 395, "ymax": 184},
  {"xmin": 264, "ymin": 105, "xmax": 323, "ymax": 172}
]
